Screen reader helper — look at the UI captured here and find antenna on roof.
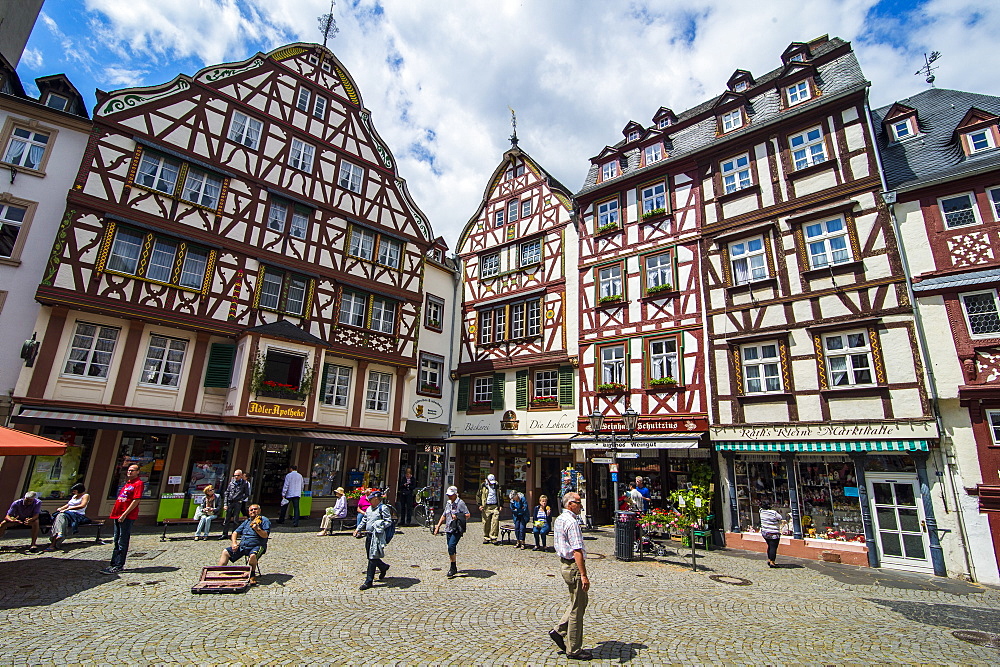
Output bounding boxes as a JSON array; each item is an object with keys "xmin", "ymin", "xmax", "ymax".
[
  {"xmin": 318, "ymin": 1, "xmax": 339, "ymax": 48},
  {"xmin": 914, "ymin": 51, "xmax": 941, "ymax": 86},
  {"xmin": 508, "ymin": 107, "xmax": 518, "ymax": 148}
]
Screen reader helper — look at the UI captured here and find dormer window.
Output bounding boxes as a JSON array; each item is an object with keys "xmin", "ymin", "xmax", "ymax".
[
  {"xmin": 45, "ymin": 93, "xmax": 69, "ymax": 111},
  {"xmin": 733, "ymin": 81, "xmax": 748, "ymax": 93},
  {"xmin": 890, "ymin": 118, "xmax": 915, "ymax": 142},
  {"xmin": 785, "ymin": 81, "xmax": 811, "ymax": 106},
  {"xmin": 644, "ymin": 144, "xmax": 662, "ymax": 165},
  {"xmin": 967, "ymin": 129, "xmax": 996, "ymax": 153},
  {"xmin": 628, "ymin": 130, "xmax": 640, "ymax": 142},
  {"xmin": 790, "ymin": 53, "xmax": 805, "ymax": 62},
  {"xmin": 721, "ymin": 109, "xmax": 743, "ymax": 133},
  {"xmin": 657, "ymin": 119, "xmax": 670, "ymax": 129},
  {"xmin": 601, "ymin": 161, "xmax": 618, "ymax": 181}
]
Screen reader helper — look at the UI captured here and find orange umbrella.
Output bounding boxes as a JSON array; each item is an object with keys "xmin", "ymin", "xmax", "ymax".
[{"xmin": 0, "ymin": 426, "xmax": 68, "ymax": 456}]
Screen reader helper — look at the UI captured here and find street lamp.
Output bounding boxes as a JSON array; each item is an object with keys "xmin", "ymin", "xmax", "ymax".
[{"xmin": 589, "ymin": 405, "xmax": 640, "ymax": 515}]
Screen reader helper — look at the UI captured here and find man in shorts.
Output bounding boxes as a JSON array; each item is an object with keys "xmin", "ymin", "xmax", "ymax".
[{"xmin": 219, "ymin": 503, "xmax": 269, "ymax": 584}]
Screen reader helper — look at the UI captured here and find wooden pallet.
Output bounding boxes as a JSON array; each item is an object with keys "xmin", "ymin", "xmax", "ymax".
[{"xmin": 190, "ymin": 566, "xmax": 252, "ymax": 594}]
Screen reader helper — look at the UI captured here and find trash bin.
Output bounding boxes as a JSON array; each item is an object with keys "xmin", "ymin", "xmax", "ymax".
[{"xmin": 615, "ymin": 510, "xmax": 637, "ymax": 561}]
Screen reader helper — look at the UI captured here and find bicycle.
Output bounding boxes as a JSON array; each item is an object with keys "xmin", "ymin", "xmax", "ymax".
[{"xmin": 412, "ymin": 486, "xmax": 437, "ymax": 532}]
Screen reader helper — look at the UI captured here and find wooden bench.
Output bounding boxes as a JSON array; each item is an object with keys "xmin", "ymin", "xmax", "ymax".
[
  {"xmin": 160, "ymin": 518, "xmax": 199, "ymax": 541},
  {"xmin": 499, "ymin": 524, "xmax": 515, "ymax": 544},
  {"xmin": 38, "ymin": 517, "xmax": 105, "ymax": 544}
]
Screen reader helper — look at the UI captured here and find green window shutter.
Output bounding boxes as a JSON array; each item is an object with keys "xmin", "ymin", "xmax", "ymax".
[
  {"xmin": 515, "ymin": 370, "xmax": 529, "ymax": 409},
  {"xmin": 491, "ymin": 372, "xmax": 505, "ymax": 410},
  {"xmin": 319, "ymin": 363, "xmax": 332, "ymax": 402},
  {"xmin": 203, "ymin": 343, "xmax": 236, "ymax": 388},
  {"xmin": 559, "ymin": 365, "xmax": 575, "ymax": 408},
  {"xmin": 456, "ymin": 376, "xmax": 470, "ymax": 411}
]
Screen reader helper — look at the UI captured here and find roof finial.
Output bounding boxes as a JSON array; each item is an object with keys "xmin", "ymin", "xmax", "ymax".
[
  {"xmin": 915, "ymin": 51, "xmax": 941, "ymax": 87},
  {"xmin": 318, "ymin": 1, "xmax": 340, "ymax": 48},
  {"xmin": 509, "ymin": 107, "xmax": 518, "ymax": 148}
]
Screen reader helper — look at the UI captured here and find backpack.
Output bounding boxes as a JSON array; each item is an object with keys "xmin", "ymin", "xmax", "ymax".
[{"xmin": 380, "ymin": 503, "xmax": 397, "ymax": 544}]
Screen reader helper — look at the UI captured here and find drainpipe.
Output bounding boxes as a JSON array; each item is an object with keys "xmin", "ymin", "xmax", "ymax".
[{"xmin": 864, "ymin": 95, "xmax": 974, "ymax": 579}]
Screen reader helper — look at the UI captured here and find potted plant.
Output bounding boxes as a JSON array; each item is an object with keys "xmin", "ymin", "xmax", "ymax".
[
  {"xmin": 642, "ymin": 207, "xmax": 667, "ymax": 220},
  {"xmin": 598, "ymin": 294, "xmax": 623, "ymax": 305},
  {"xmin": 250, "ymin": 354, "xmax": 313, "ymax": 401},
  {"xmin": 596, "ymin": 221, "xmax": 619, "ymax": 235},
  {"xmin": 420, "ymin": 382, "xmax": 441, "ymax": 393},
  {"xmin": 646, "ymin": 283, "xmax": 673, "ymax": 295}
]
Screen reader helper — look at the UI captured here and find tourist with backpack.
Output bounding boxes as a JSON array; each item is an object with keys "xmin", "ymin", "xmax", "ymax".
[
  {"xmin": 353, "ymin": 489, "xmax": 393, "ymax": 590},
  {"xmin": 434, "ymin": 486, "xmax": 470, "ymax": 578}
]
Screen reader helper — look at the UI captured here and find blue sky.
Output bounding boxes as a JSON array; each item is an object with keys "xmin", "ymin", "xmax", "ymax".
[{"xmin": 14, "ymin": 0, "xmax": 1000, "ymax": 245}]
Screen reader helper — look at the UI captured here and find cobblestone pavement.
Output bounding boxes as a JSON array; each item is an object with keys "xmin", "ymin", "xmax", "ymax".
[{"xmin": 1, "ymin": 520, "xmax": 999, "ymax": 665}]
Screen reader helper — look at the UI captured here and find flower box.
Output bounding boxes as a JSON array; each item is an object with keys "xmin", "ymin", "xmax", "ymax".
[
  {"xmin": 645, "ymin": 283, "xmax": 673, "ymax": 295},
  {"xmin": 648, "ymin": 377, "xmax": 677, "ymax": 387},
  {"xmin": 596, "ymin": 383, "xmax": 626, "ymax": 394},
  {"xmin": 641, "ymin": 207, "xmax": 667, "ymax": 220},
  {"xmin": 595, "ymin": 222, "xmax": 619, "ymax": 235},
  {"xmin": 530, "ymin": 396, "xmax": 558, "ymax": 408},
  {"xmin": 598, "ymin": 294, "xmax": 623, "ymax": 305},
  {"xmin": 420, "ymin": 383, "xmax": 441, "ymax": 394}
]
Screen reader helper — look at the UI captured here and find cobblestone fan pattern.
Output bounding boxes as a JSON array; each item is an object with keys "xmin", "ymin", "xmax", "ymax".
[{"xmin": 1, "ymin": 523, "xmax": 999, "ymax": 664}]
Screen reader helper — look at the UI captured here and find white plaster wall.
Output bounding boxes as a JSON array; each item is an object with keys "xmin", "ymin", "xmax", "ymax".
[
  {"xmin": 792, "ymin": 168, "xmax": 839, "ymax": 198},
  {"xmin": 914, "ymin": 296, "xmax": 964, "ymax": 400},
  {"xmin": 894, "ymin": 200, "xmax": 935, "ymax": 275}
]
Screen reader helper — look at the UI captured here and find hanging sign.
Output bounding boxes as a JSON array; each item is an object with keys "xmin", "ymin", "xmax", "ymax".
[
  {"xmin": 616, "ymin": 452, "xmax": 639, "ymax": 459},
  {"xmin": 591, "ymin": 457, "xmax": 613, "ymax": 464}
]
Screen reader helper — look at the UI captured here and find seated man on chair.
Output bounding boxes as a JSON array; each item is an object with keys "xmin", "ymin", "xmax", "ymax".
[
  {"xmin": 0, "ymin": 491, "xmax": 42, "ymax": 552},
  {"xmin": 219, "ymin": 503, "xmax": 269, "ymax": 584}
]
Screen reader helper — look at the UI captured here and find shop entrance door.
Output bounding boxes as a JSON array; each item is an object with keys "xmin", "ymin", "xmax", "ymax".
[
  {"xmin": 867, "ymin": 475, "xmax": 934, "ymax": 574},
  {"xmin": 249, "ymin": 444, "xmax": 291, "ymax": 511},
  {"xmin": 541, "ymin": 457, "xmax": 561, "ymax": 507}
]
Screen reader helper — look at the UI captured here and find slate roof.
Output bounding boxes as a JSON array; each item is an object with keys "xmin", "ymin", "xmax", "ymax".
[
  {"xmin": 576, "ymin": 37, "xmax": 867, "ymax": 197},
  {"xmin": 244, "ymin": 319, "xmax": 329, "ymax": 347},
  {"xmin": 911, "ymin": 266, "xmax": 1000, "ymax": 292},
  {"xmin": 872, "ymin": 88, "xmax": 1000, "ymax": 192}
]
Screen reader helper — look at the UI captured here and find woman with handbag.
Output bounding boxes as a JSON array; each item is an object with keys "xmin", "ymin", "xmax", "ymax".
[
  {"xmin": 759, "ymin": 499, "xmax": 784, "ymax": 568},
  {"xmin": 193, "ymin": 486, "xmax": 218, "ymax": 540},
  {"xmin": 531, "ymin": 495, "xmax": 552, "ymax": 551},
  {"xmin": 434, "ymin": 486, "xmax": 470, "ymax": 579}
]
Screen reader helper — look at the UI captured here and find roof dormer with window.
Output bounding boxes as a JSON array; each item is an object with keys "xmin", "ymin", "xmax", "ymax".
[
  {"xmin": 780, "ymin": 40, "xmax": 813, "ymax": 65},
  {"xmin": 881, "ymin": 103, "xmax": 919, "ymax": 143},
  {"xmin": 955, "ymin": 108, "xmax": 1000, "ymax": 156},
  {"xmin": 653, "ymin": 107, "xmax": 677, "ymax": 130},
  {"xmin": 727, "ymin": 70, "xmax": 754, "ymax": 94},
  {"xmin": 623, "ymin": 121, "xmax": 644, "ymax": 144}
]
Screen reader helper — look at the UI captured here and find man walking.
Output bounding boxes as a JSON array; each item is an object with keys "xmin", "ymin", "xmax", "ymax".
[
  {"xmin": 477, "ymin": 473, "xmax": 502, "ymax": 544},
  {"xmin": 100, "ymin": 464, "xmax": 144, "ymax": 575},
  {"xmin": 278, "ymin": 465, "xmax": 303, "ymax": 526},
  {"xmin": 353, "ymin": 490, "xmax": 392, "ymax": 590},
  {"xmin": 223, "ymin": 469, "xmax": 250, "ymax": 539},
  {"xmin": 434, "ymin": 486, "xmax": 470, "ymax": 578},
  {"xmin": 548, "ymin": 491, "xmax": 591, "ymax": 660},
  {"xmin": 398, "ymin": 467, "xmax": 416, "ymax": 526}
]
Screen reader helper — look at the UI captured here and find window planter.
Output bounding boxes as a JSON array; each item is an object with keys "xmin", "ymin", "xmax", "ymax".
[
  {"xmin": 646, "ymin": 378, "xmax": 681, "ymax": 393},
  {"xmin": 426, "ymin": 320, "xmax": 441, "ymax": 330},
  {"xmin": 250, "ymin": 353, "xmax": 313, "ymax": 403},
  {"xmin": 256, "ymin": 387, "xmax": 308, "ymax": 402},
  {"xmin": 595, "ymin": 222, "xmax": 620, "ymax": 235},
  {"xmin": 645, "ymin": 284, "xmax": 673, "ymax": 296},
  {"xmin": 641, "ymin": 207, "xmax": 667, "ymax": 221},
  {"xmin": 598, "ymin": 294, "xmax": 623, "ymax": 305},
  {"xmin": 596, "ymin": 383, "xmax": 626, "ymax": 394},
  {"xmin": 530, "ymin": 396, "xmax": 559, "ymax": 408}
]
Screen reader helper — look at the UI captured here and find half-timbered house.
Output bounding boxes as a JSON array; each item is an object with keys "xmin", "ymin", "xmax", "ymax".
[
  {"xmin": 698, "ymin": 36, "xmax": 950, "ymax": 574},
  {"xmin": 575, "ymin": 108, "xmax": 711, "ymax": 524},
  {"xmin": 451, "ymin": 143, "xmax": 578, "ymax": 508},
  {"xmin": 5, "ymin": 44, "xmax": 435, "ymax": 521},
  {"xmin": 875, "ymin": 88, "xmax": 1000, "ymax": 584}
]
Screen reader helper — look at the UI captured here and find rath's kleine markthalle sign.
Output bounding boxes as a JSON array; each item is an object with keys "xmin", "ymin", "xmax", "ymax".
[
  {"xmin": 710, "ymin": 420, "xmax": 938, "ymax": 441},
  {"xmin": 248, "ymin": 401, "xmax": 307, "ymax": 420}
]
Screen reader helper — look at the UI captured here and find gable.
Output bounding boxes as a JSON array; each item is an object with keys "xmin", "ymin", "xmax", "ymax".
[{"xmin": 956, "ymin": 107, "xmax": 1000, "ymax": 131}]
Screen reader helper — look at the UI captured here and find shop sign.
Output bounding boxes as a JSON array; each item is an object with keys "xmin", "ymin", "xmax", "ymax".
[
  {"xmin": 577, "ymin": 416, "xmax": 708, "ymax": 434},
  {"xmin": 591, "ymin": 457, "xmax": 613, "ymax": 464},
  {"xmin": 710, "ymin": 420, "xmax": 938, "ymax": 441},
  {"xmin": 412, "ymin": 399, "xmax": 443, "ymax": 420},
  {"xmin": 616, "ymin": 452, "xmax": 639, "ymax": 459},
  {"xmin": 247, "ymin": 401, "xmax": 307, "ymax": 420},
  {"xmin": 167, "ymin": 475, "xmax": 183, "ymax": 485}
]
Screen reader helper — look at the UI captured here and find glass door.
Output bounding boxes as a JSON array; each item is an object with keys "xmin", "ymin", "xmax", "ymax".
[{"xmin": 867, "ymin": 475, "xmax": 933, "ymax": 573}]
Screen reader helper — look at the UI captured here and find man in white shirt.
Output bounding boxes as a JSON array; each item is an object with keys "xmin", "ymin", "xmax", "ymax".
[
  {"xmin": 278, "ymin": 465, "xmax": 304, "ymax": 527},
  {"xmin": 548, "ymin": 491, "xmax": 591, "ymax": 660}
]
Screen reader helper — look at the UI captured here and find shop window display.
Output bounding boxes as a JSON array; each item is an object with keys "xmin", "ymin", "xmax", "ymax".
[
  {"xmin": 185, "ymin": 437, "xmax": 232, "ymax": 496},
  {"xmin": 460, "ymin": 443, "xmax": 491, "ymax": 496},
  {"xmin": 23, "ymin": 427, "xmax": 96, "ymax": 499},
  {"xmin": 357, "ymin": 448, "xmax": 384, "ymax": 489},
  {"xmin": 311, "ymin": 446, "xmax": 344, "ymax": 496},
  {"xmin": 734, "ymin": 458, "xmax": 791, "ymax": 532},
  {"xmin": 795, "ymin": 458, "xmax": 864, "ymax": 542},
  {"xmin": 107, "ymin": 432, "xmax": 170, "ymax": 499}
]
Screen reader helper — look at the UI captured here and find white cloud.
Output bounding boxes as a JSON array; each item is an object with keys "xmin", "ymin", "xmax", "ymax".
[
  {"xmin": 64, "ymin": 0, "xmax": 1000, "ymax": 246},
  {"xmin": 19, "ymin": 47, "xmax": 43, "ymax": 69},
  {"xmin": 101, "ymin": 66, "xmax": 148, "ymax": 88}
]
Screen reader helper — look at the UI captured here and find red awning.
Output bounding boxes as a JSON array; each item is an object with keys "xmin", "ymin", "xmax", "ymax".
[{"xmin": 0, "ymin": 426, "xmax": 68, "ymax": 456}]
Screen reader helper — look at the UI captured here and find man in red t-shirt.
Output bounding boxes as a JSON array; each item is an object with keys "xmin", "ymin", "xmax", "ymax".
[{"xmin": 100, "ymin": 464, "xmax": 144, "ymax": 575}]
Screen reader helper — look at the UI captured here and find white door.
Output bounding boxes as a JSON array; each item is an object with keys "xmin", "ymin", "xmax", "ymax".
[{"xmin": 867, "ymin": 475, "xmax": 934, "ymax": 573}]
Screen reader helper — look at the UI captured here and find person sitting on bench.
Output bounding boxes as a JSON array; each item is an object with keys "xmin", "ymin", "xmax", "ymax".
[
  {"xmin": 219, "ymin": 503, "xmax": 269, "ymax": 584},
  {"xmin": 46, "ymin": 483, "xmax": 91, "ymax": 551},
  {"xmin": 317, "ymin": 487, "xmax": 348, "ymax": 536},
  {"xmin": 0, "ymin": 491, "xmax": 42, "ymax": 552}
]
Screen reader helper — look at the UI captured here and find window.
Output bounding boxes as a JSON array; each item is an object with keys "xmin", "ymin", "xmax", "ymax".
[
  {"xmin": 601, "ymin": 161, "xmax": 618, "ymax": 181},
  {"xmin": 339, "ymin": 291, "xmax": 367, "ymax": 327},
  {"xmin": 961, "ymin": 291, "xmax": 1000, "ymax": 336},
  {"xmin": 534, "ymin": 369, "xmax": 558, "ymax": 399},
  {"xmin": 105, "ymin": 225, "xmax": 210, "ymax": 290},
  {"xmin": 521, "ymin": 199, "xmax": 532, "ymax": 218},
  {"xmin": 508, "ymin": 199, "xmax": 519, "ymax": 222},
  {"xmin": 940, "ymin": 193, "xmax": 979, "ymax": 228},
  {"xmin": 741, "ymin": 342, "xmax": 782, "ymax": 393},
  {"xmin": 597, "ymin": 199, "xmax": 619, "ymax": 229},
  {"xmin": 135, "ymin": 152, "xmax": 180, "ymax": 194},
  {"xmin": 641, "ymin": 183, "xmax": 666, "ymax": 215},
  {"xmin": 967, "ymin": 129, "xmax": 995, "ymax": 153},
  {"xmin": 228, "ymin": 111, "xmax": 263, "ymax": 150},
  {"xmin": 266, "ymin": 201, "xmax": 310, "ymax": 239},
  {"xmin": 804, "ymin": 217, "xmax": 852, "ymax": 269},
  {"xmin": 259, "ymin": 349, "xmax": 308, "ymax": 395},
  {"xmin": 890, "ymin": 119, "xmax": 913, "ymax": 142},
  {"xmin": 107, "ymin": 433, "xmax": 169, "ymax": 499},
  {"xmin": 349, "ymin": 226, "xmax": 402, "ymax": 268},
  {"xmin": 472, "ymin": 376, "xmax": 493, "ymax": 405},
  {"xmin": 520, "ymin": 239, "xmax": 541, "ymax": 266},
  {"xmin": 526, "ymin": 300, "xmax": 540, "ymax": 336},
  {"xmin": 2, "ymin": 127, "xmax": 49, "ymax": 170},
  {"xmin": 425, "ymin": 295, "xmax": 444, "ymax": 330},
  {"xmin": 377, "ymin": 237, "xmax": 402, "ymax": 269},
  {"xmin": 733, "ymin": 81, "xmax": 748, "ymax": 93},
  {"xmin": 21, "ymin": 426, "xmax": 95, "ymax": 501},
  {"xmin": 338, "ymin": 161, "xmax": 364, "ymax": 193},
  {"xmin": 658, "ymin": 118, "xmax": 671, "ymax": 129},
  {"xmin": 790, "ymin": 52, "xmax": 806, "ymax": 62},
  {"xmin": 729, "ymin": 236, "xmax": 768, "ymax": 284},
  {"xmin": 721, "ymin": 153, "xmax": 752, "ymax": 193},
  {"xmin": 478, "ymin": 306, "xmax": 506, "ymax": 345},
  {"xmin": 721, "ymin": 109, "xmax": 743, "ymax": 132},
  {"xmin": 257, "ymin": 267, "xmax": 309, "ymax": 316},
  {"xmin": 322, "ymin": 364, "xmax": 352, "ymax": 407},
  {"xmin": 600, "ymin": 345, "xmax": 625, "ymax": 385},
  {"xmin": 987, "ymin": 410, "xmax": 1000, "ymax": 446},
  {"xmin": 419, "ymin": 355, "xmax": 443, "ymax": 394},
  {"xmin": 645, "ymin": 253, "xmax": 672, "ymax": 292},
  {"xmin": 481, "ymin": 298, "xmax": 539, "ymax": 344},
  {"xmin": 628, "ymin": 130, "xmax": 640, "ymax": 142},
  {"xmin": 786, "ymin": 81, "xmax": 810, "ymax": 105},
  {"xmin": 370, "ymin": 297, "xmax": 397, "ymax": 334},
  {"xmin": 988, "ymin": 187, "xmax": 1000, "ymax": 220},
  {"xmin": 296, "ymin": 88, "xmax": 311, "ymax": 112},
  {"xmin": 824, "ymin": 331, "xmax": 874, "ymax": 387},
  {"xmin": 0, "ymin": 203, "xmax": 26, "ymax": 259},
  {"xmin": 289, "ymin": 138, "xmax": 315, "ymax": 172},
  {"xmin": 481, "ymin": 252, "xmax": 500, "ymax": 278},
  {"xmin": 789, "ymin": 126, "xmax": 827, "ymax": 169},
  {"xmin": 649, "ymin": 338, "xmax": 678, "ymax": 382},
  {"xmin": 140, "ymin": 335, "xmax": 187, "ymax": 387},
  {"xmin": 479, "ymin": 309, "xmax": 494, "ymax": 345},
  {"xmin": 63, "ymin": 322, "xmax": 120, "ymax": 379},
  {"xmin": 599, "ymin": 264, "xmax": 622, "ymax": 298},
  {"xmin": 505, "ymin": 163, "xmax": 525, "ymax": 180},
  {"xmin": 349, "ymin": 227, "xmax": 375, "ymax": 261},
  {"xmin": 181, "ymin": 168, "xmax": 222, "ymax": 209},
  {"xmin": 45, "ymin": 93, "xmax": 69, "ymax": 111},
  {"xmin": 644, "ymin": 144, "xmax": 662, "ymax": 164},
  {"xmin": 313, "ymin": 95, "xmax": 327, "ymax": 118},
  {"xmin": 494, "ymin": 210, "xmax": 505, "ymax": 227}
]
